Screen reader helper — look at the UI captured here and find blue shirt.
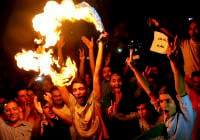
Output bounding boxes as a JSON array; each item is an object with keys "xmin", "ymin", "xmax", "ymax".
[{"xmin": 165, "ymin": 95, "xmax": 196, "ymax": 140}]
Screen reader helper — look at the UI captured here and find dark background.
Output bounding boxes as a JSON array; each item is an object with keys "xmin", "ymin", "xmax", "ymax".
[{"xmin": 0, "ymin": 0, "xmax": 195, "ymax": 85}]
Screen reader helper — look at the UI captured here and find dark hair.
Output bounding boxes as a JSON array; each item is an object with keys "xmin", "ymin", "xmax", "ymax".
[
  {"xmin": 72, "ymin": 78, "xmax": 87, "ymax": 87},
  {"xmin": 158, "ymin": 85, "xmax": 181, "ymax": 112},
  {"xmin": 3, "ymin": 100, "xmax": 18, "ymax": 111},
  {"xmin": 50, "ymin": 86, "xmax": 58, "ymax": 93},
  {"xmin": 40, "ymin": 98, "xmax": 48, "ymax": 108},
  {"xmin": 135, "ymin": 91, "xmax": 151, "ymax": 107},
  {"xmin": 191, "ymin": 70, "xmax": 200, "ymax": 79},
  {"xmin": 135, "ymin": 91, "xmax": 160, "ymax": 122}
]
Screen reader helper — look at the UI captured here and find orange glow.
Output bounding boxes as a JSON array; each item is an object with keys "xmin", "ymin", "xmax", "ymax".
[
  {"xmin": 15, "ymin": 0, "xmax": 104, "ymax": 86},
  {"xmin": 32, "ymin": 0, "xmax": 104, "ymax": 47}
]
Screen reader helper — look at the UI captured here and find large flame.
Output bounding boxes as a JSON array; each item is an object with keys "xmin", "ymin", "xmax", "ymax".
[
  {"xmin": 32, "ymin": 0, "xmax": 105, "ymax": 47},
  {"xmin": 15, "ymin": 47, "xmax": 77, "ymax": 86},
  {"xmin": 15, "ymin": 0, "xmax": 104, "ymax": 86}
]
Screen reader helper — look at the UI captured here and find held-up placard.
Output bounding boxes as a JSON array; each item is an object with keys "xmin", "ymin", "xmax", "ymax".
[{"xmin": 150, "ymin": 31, "xmax": 168, "ymax": 54}]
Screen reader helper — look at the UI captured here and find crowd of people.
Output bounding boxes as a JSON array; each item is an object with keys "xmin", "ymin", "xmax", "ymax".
[{"xmin": 0, "ymin": 16, "xmax": 200, "ymax": 140}]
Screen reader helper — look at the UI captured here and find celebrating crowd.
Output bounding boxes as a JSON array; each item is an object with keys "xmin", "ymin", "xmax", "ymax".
[{"xmin": 0, "ymin": 16, "xmax": 200, "ymax": 140}]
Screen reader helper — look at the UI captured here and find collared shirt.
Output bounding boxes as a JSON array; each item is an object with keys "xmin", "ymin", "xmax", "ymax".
[
  {"xmin": 0, "ymin": 118, "xmax": 33, "ymax": 140},
  {"xmin": 150, "ymin": 94, "xmax": 196, "ymax": 140},
  {"xmin": 165, "ymin": 95, "xmax": 196, "ymax": 140}
]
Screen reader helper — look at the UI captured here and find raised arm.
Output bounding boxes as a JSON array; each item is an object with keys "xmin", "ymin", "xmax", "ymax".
[
  {"xmin": 31, "ymin": 96, "xmax": 43, "ymax": 140},
  {"xmin": 93, "ymin": 33, "xmax": 107, "ymax": 99},
  {"xmin": 148, "ymin": 18, "xmax": 176, "ymax": 39},
  {"xmin": 78, "ymin": 48, "xmax": 86, "ymax": 79},
  {"xmin": 167, "ymin": 42, "xmax": 186, "ymax": 96},
  {"xmin": 126, "ymin": 49, "xmax": 158, "ymax": 101},
  {"xmin": 126, "ymin": 49, "xmax": 151, "ymax": 95},
  {"xmin": 43, "ymin": 93, "xmax": 72, "ymax": 124},
  {"xmin": 81, "ymin": 36, "xmax": 95, "ymax": 75}
]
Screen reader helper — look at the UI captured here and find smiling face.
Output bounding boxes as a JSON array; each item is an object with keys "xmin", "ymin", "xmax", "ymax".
[
  {"xmin": 4, "ymin": 101, "xmax": 21, "ymax": 126},
  {"xmin": 72, "ymin": 83, "xmax": 88, "ymax": 106},
  {"xmin": 159, "ymin": 93, "xmax": 176, "ymax": 119},
  {"xmin": 110, "ymin": 73, "xmax": 122, "ymax": 92}
]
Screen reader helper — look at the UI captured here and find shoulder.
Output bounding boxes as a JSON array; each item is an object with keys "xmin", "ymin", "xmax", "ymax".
[
  {"xmin": 0, "ymin": 117, "xmax": 5, "ymax": 125},
  {"xmin": 20, "ymin": 120, "xmax": 33, "ymax": 129},
  {"xmin": 178, "ymin": 38, "xmax": 190, "ymax": 47}
]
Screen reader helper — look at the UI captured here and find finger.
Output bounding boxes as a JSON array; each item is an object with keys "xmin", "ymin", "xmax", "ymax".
[
  {"xmin": 81, "ymin": 36, "xmax": 88, "ymax": 43},
  {"xmin": 81, "ymin": 36, "xmax": 86, "ymax": 41},
  {"xmin": 174, "ymin": 35, "xmax": 178, "ymax": 45},
  {"xmin": 111, "ymin": 100, "xmax": 113, "ymax": 106},
  {"xmin": 129, "ymin": 49, "xmax": 133, "ymax": 59},
  {"xmin": 145, "ymin": 66, "xmax": 148, "ymax": 73},
  {"xmin": 148, "ymin": 67, "xmax": 152, "ymax": 73},
  {"xmin": 33, "ymin": 96, "xmax": 38, "ymax": 105}
]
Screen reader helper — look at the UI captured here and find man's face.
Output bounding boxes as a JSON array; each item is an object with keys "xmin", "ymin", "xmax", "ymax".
[
  {"xmin": 192, "ymin": 76, "xmax": 200, "ymax": 89},
  {"xmin": 4, "ymin": 101, "xmax": 20, "ymax": 124},
  {"xmin": 189, "ymin": 22, "xmax": 200, "ymax": 41},
  {"xmin": 42, "ymin": 79, "xmax": 53, "ymax": 92},
  {"xmin": 27, "ymin": 89, "xmax": 34, "ymax": 104},
  {"xmin": 17, "ymin": 89, "xmax": 29, "ymax": 104},
  {"xmin": 42, "ymin": 103, "xmax": 56, "ymax": 119},
  {"xmin": 159, "ymin": 94, "xmax": 176, "ymax": 119},
  {"xmin": 102, "ymin": 66, "xmax": 112, "ymax": 81},
  {"xmin": 137, "ymin": 104, "xmax": 148, "ymax": 120},
  {"xmin": 85, "ymin": 74, "xmax": 92, "ymax": 87},
  {"xmin": 51, "ymin": 89, "xmax": 64, "ymax": 105},
  {"xmin": 72, "ymin": 83, "xmax": 88, "ymax": 105},
  {"xmin": 110, "ymin": 74, "xmax": 122, "ymax": 91}
]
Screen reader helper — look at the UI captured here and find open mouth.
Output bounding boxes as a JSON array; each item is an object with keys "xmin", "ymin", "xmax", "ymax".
[
  {"xmin": 163, "ymin": 110, "xmax": 169, "ymax": 116},
  {"xmin": 113, "ymin": 87, "xmax": 121, "ymax": 90},
  {"xmin": 48, "ymin": 112, "xmax": 56, "ymax": 118},
  {"xmin": 77, "ymin": 96, "xmax": 84, "ymax": 103}
]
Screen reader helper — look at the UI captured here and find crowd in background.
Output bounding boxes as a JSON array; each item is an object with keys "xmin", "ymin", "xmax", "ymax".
[{"xmin": 0, "ymin": 15, "xmax": 200, "ymax": 140}]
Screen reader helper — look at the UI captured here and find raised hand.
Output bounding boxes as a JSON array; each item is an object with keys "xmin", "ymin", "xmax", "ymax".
[
  {"xmin": 125, "ymin": 49, "xmax": 136, "ymax": 67},
  {"xmin": 142, "ymin": 65, "xmax": 152, "ymax": 79},
  {"xmin": 43, "ymin": 92, "xmax": 53, "ymax": 108},
  {"xmin": 97, "ymin": 32, "xmax": 109, "ymax": 45},
  {"xmin": 81, "ymin": 36, "xmax": 94, "ymax": 49},
  {"xmin": 104, "ymin": 52, "xmax": 111, "ymax": 66},
  {"xmin": 147, "ymin": 18, "xmax": 159, "ymax": 27},
  {"xmin": 33, "ymin": 96, "xmax": 43, "ymax": 114},
  {"xmin": 23, "ymin": 101, "xmax": 31, "ymax": 120},
  {"xmin": 167, "ymin": 35, "xmax": 179, "ymax": 61},
  {"xmin": 79, "ymin": 48, "xmax": 85, "ymax": 60}
]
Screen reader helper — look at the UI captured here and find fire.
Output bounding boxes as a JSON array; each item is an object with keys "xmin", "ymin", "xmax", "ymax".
[
  {"xmin": 32, "ymin": 0, "xmax": 105, "ymax": 47},
  {"xmin": 15, "ymin": 47, "xmax": 77, "ymax": 86},
  {"xmin": 15, "ymin": 0, "xmax": 104, "ymax": 86}
]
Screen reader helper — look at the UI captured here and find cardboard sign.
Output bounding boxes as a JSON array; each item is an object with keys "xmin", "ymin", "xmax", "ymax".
[{"xmin": 150, "ymin": 31, "xmax": 168, "ymax": 54}]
